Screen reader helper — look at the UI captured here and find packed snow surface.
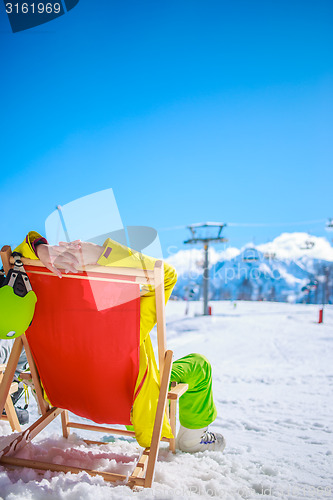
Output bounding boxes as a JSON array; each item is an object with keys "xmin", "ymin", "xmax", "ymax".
[{"xmin": 1, "ymin": 301, "xmax": 332, "ymax": 499}]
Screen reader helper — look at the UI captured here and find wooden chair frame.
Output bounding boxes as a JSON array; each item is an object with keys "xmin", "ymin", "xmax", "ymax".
[
  {"xmin": 0, "ymin": 246, "xmax": 188, "ymax": 488},
  {"xmin": 0, "ymin": 364, "xmax": 20, "ymax": 432}
]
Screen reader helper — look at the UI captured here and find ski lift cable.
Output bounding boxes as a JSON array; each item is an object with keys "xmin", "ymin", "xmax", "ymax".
[
  {"xmin": 158, "ymin": 219, "xmax": 326, "ymax": 231},
  {"xmin": 228, "ymin": 219, "xmax": 326, "ymax": 228}
]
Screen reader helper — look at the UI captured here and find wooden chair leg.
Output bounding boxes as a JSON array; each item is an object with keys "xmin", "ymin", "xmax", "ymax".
[
  {"xmin": 169, "ymin": 399, "xmax": 177, "ymax": 453},
  {"xmin": 0, "ymin": 370, "xmax": 21, "ymax": 432},
  {"xmin": 3, "ymin": 397, "xmax": 21, "ymax": 432},
  {"xmin": 0, "ymin": 338, "xmax": 23, "ymax": 417},
  {"xmin": 61, "ymin": 410, "xmax": 70, "ymax": 438},
  {"xmin": 144, "ymin": 350, "xmax": 173, "ymax": 488}
]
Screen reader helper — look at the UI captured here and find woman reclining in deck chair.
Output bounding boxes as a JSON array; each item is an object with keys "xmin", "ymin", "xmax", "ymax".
[{"xmin": 8, "ymin": 231, "xmax": 226, "ymax": 453}]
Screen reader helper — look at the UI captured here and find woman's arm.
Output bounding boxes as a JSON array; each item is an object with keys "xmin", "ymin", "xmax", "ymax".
[
  {"xmin": 14, "ymin": 232, "xmax": 81, "ymax": 278},
  {"xmin": 36, "ymin": 243, "xmax": 81, "ymax": 278}
]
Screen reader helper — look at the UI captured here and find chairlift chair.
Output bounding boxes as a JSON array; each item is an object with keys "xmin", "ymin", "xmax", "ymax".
[
  {"xmin": 325, "ymin": 218, "xmax": 333, "ymax": 231},
  {"xmin": 242, "ymin": 248, "xmax": 259, "ymax": 263},
  {"xmin": 300, "ymin": 240, "xmax": 315, "ymax": 250}
]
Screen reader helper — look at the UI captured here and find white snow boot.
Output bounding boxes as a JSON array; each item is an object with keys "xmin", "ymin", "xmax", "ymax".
[{"xmin": 176, "ymin": 425, "xmax": 226, "ymax": 453}]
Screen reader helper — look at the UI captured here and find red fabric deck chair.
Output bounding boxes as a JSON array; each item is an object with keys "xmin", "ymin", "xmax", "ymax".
[{"xmin": 0, "ymin": 245, "xmax": 188, "ymax": 488}]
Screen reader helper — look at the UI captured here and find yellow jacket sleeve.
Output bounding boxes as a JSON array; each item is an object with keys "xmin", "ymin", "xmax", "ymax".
[{"xmin": 14, "ymin": 231, "xmax": 45, "ymax": 260}]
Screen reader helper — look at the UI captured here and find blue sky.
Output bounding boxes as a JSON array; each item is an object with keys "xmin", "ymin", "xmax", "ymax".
[{"xmin": 1, "ymin": 0, "xmax": 332, "ymax": 257}]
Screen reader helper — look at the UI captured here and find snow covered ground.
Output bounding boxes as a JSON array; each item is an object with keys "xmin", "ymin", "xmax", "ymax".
[{"xmin": 1, "ymin": 301, "xmax": 332, "ymax": 499}]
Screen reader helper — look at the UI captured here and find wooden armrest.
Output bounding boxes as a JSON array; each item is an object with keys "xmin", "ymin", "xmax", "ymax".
[
  {"xmin": 19, "ymin": 372, "xmax": 32, "ymax": 381},
  {"xmin": 167, "ymin": 383, "xmax": 189, "ymax": 400}
]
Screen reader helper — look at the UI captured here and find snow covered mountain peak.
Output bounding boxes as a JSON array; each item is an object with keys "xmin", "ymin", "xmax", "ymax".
[
  {"xmin": 166, "ymin": 232, "xmax": 333, "ymax": 274},
  {"xmin": 166, "ymin": 232, "xmax": 333, "ymax": 303},
  {"xmin": 256, "ymin": 232, "xmax": 333, "ymax": 262}
]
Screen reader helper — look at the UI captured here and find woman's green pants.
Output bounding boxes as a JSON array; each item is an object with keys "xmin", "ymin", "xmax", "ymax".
[
  {"xmin": 170, "ymin": 353, "xmax": 217, "ymax": 429},
  {"xmin": 127, "ymin": 352, "xmax": 217, "ymax": 433}
]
